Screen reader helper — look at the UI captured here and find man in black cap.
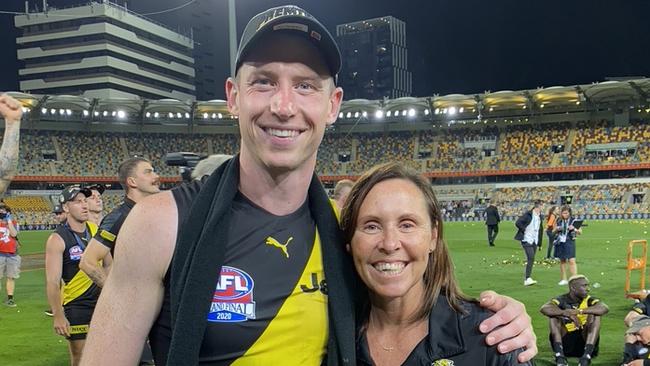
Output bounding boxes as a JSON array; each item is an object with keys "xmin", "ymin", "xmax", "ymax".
[
  {"xmin": 52, "ymin": 204, "xmax": 66, "ymax": 226},
  {"xmin": 85, "ymin": 184, "xmax": 105, "ymax": 226},
  {"xmin": 83, "ymin": 5, "xmax": 537, "ymax": 365},
  {"xmin": 45, "ymin": 185, "xmax": 100, "ymax": 365}
]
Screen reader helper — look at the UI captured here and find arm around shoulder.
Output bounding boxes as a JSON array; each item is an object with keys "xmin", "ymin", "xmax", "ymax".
[{"xmin": 81, "ymin": 191, "xmax": 178, "ymax": 366}]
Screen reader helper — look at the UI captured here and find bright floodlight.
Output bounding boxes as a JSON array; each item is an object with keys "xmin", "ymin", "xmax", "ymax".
[
  {"xmin": 362, "ymin": 111, "xmax": 368, "ymax": 118},
  {"xmin": 211, "ymin": 113, "xmax": 217, "ymax": 119},
  {"xmin": 59, "ymin": 109, "xmax": 65, "ymax": 115},
  {"xmin": 168, "ymin": 112, "xmax": 174, "ymax": 118},
  {"xmin": 354, "ymin": 111, "xmax": 359, "ymax": 118},
  {"xmin": 203, "ymin": 112, "xmax": 209, "ymax": 119},
  {"xmin": 338, "ymin": 112, "xmax": 344, "ymax": 118},
  {"xmin": 401, "ymin": 109, "xmax": 407, "ymax": 116},
  {"xmin": 434, "ymin": 108, "xmax": 440, "ymax": 115},
  {"xmin": 346, "ymin": 112, "xmax": 351, "ymax": 118},
  {"xmin": 83, "ymin": 110, "xmax": 89, "ymax": 116},
  {"xmin": 375, "ymin": 110, "xmax": 384, "ymax": 119},
  {"xmin": 146, "ymin": 112, "xmax": 151, "ymax": 118},
  {"xmin": 448, "ymin": 107, "xmax": 457, "ymax": 115},
  {"xmin": 176, "ymin": 112, "xmax": 182, "ymax": 118},
  {"xmin": 185, "ymin": 112, "xmax": 190, "ymax": 119},
  {"xmin": 459, "ymin": 107, "xmax": 464, "ymax": 113},
  {"xmin": 387, "ymin": 110, "xmax": 392, "ymax": 117},
  {"xmin": 424, "ymin": 109, "xmax": 430, "ymax": 115},
  {"xmin": 94, "ymin": 111, "xmax": 100, "ymax": 117},
  {"xmin": 66, "ymin": 109, "xmax": 72, "ymax": 116},
  {"xmin": 117, "ymin": 110, "xmax": 126, "ymax": 119},
  {"xmin": 41, "ymin": 108, "xmax": 47, "ymax": 114},
  {"xmin": 154, "ymin": 112, "xmax": 160, "ymax": 118},
  {"xmin": 218, "ymin": 113, "xmax": 223, "ymax": 119},
  {"xmin": 408, "ymin": 109, "xmax": 416, "ymax": 117},
  {"xmin": 102, "ymin": 111, "xmax": 108, "ymax": 117}
]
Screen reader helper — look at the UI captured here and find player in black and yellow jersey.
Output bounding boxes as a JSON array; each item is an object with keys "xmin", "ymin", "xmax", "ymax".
[
  {"xmin": 83, "ymin": 5, "xmax": 538, "ymax": 366},
  {"xmin": 541, "ymin": 275, "xmax": 608, "ymax": 366},
  {"xmin": 45, "ymin": 185, "xmax": 99, "ymax": 366}
]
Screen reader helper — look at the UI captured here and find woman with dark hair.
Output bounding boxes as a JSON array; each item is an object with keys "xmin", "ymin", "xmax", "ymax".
[
  {"xmin": 545, "ymin": 206, "xmax": 559, "ymax": 259},
  {"xmin": 554, "ymin": 205, "xmax": 582, "ymax": 285},
  {"xmin": 340, "ymin": 162, "xmax": 528, "ymax": 365}
]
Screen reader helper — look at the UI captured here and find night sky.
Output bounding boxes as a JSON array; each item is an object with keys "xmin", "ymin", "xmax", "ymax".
[{"xmin": 1, "ymin": 0, "xmax": 649, "ymax": 99}]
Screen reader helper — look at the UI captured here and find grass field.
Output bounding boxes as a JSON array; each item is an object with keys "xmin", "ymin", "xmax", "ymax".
[{"xmin": 0, "ymin": 221, "xmax": 647, "ymax": 365}]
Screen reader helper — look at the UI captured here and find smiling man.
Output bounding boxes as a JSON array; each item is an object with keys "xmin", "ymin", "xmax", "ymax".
[{"xmin": 82, "ymin": 5, "xmax": 537, "ymax": 366}]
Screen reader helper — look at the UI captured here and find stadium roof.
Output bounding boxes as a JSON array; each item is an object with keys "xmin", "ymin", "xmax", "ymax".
[{"xmin": 7, "ymin": 78, "xmax": 650, "ymax": 131}]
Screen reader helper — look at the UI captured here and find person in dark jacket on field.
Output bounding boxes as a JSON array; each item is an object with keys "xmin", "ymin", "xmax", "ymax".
[
  {"xmin": 515, "ymin": 200, "xmax": 544, "ymax": 286},
  {"xmin": 485, "ymin": 201, "xmax": 500, "ymax": 247}
]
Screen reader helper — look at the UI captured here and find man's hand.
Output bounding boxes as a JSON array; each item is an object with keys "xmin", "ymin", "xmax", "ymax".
[
  {"xmin": 479, "ymin": 290, "xmax": 537, "ymax": 362},
  {"xmin": 53, "ymin": 313, "xmax": 71, "ymax": 338},
  {"xmin": 0, "ymin": 94, "xmax": 23, "ymax": 124}
]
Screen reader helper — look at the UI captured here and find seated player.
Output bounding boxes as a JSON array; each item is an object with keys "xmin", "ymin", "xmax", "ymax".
[
  {"xmin": 540, "ymin": 275, "xmax": 608, "ymax": 366},
  {"xmin": 623, "ymin": 316, "xmax": 650, "ymax": 366},
  {"xmin": 623, "ymin": 296, "xmax": 650, "ymax": 364}
]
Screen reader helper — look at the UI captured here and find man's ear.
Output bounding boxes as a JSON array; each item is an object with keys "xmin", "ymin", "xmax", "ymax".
[
  {"xmin": 325, "ymin": 86, "xmax": 344, "ymax": 126},
  {"xmin": 226, "ymin": 77, "xmax": 240, "ymax": 117}
]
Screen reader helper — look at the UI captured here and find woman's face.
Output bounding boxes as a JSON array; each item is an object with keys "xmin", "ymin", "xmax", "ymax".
[
  {"xmin": 349, "ymin": 178, "xmax": 437, "ymax": 302},
  {"xmin": 561, "ymin": 209, "xmax": 570, "ymax": 219}
]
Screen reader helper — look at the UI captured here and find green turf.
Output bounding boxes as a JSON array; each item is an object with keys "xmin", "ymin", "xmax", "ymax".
[{"xmin": 0, "ymin": 222, "xmax": 648, "ymax": 365}]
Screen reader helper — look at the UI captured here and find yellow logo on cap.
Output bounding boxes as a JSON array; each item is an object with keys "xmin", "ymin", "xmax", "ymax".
[{"xmin": 432, "ymin": 360, "xmax": 455, "ymax": 366}]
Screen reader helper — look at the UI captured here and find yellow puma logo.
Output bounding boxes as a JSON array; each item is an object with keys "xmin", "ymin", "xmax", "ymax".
[{"xmin": 265, "ymin": 236, "xmax": 293, "ymax": 258}]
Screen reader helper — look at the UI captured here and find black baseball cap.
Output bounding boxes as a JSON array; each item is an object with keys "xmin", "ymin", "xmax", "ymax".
[
  {"xmin": 235, "ymin": 5, "xmax": 341, "ymax": 78},
  {"xmin": 86, "ymin": 183, "xmax": 106, "ymax": 195},
  {"xmin": 59, "ymin": 185, "xmax": 91, "ymax": 204},
  {"xmin": 52, "ymin": 204, "xmax": 64, "ymax": 214}
]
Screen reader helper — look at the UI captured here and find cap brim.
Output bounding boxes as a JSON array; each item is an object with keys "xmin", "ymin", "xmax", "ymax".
[{"xmin": 237, "ymin": 15, "xmax": 341, "ymax": 78}]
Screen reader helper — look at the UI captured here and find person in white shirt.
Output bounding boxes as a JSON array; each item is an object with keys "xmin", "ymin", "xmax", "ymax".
[{"xmin": 514, "ymin": 200, "xmax": 544, "ymax": 286}]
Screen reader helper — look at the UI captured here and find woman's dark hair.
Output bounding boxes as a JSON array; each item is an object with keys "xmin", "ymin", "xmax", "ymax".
[{"xmin": 339, "ymin": 162, "xmax": 470, "ymax": 322}]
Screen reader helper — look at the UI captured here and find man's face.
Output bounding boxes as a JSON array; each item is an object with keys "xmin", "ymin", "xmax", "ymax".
[
  {"xmin": 87, "ymin": 189, "xmax": 103, "ymax": 213},
  {"xmin": 64, "ymin": 193, "xmax": 89, "ymax": 223},
  {"xmin": 570, "ymin": 278, "xmax": 590, "ymax": 299},
  {"xmin": 53, "ymin": 211, "xmax": 66, "ymax": 224},
  {"xmin": 226, "ymin": 32, "xmax": 343, "ymax": 174},
  {"xmin": 131, "ymin": 161, "xmax": 160, "ymax": 195}
]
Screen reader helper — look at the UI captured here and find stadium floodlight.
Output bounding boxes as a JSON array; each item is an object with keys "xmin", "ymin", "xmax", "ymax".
[
  {"xmin": 211, "ymin": 113, "xmax": 217, "ymax": 119},
  {"xmin": 176, "ymin": 112, "xmax": 182, "ymax": 118},
  {"xmin": 185, "ymin": 112, "xmax": 190, "ymax": 119},
  {"xmin": 489, "ymin": 107, "xmax": 494, "ymax": 112},
  {"xmin": 59, "ymin": 109, "xmax": 65, "ymax": 116},
  {"xmin": 154, "ymin": 112, "xmax": 160, "ymax": 118},
  {"xmin": 442, "ymin": 108, "xmax": 447, "ymax": 114},
  {"xmin": 401, "ymin": 109, "xmax": 407, "ymax": 116},
  {"xmin": 354, "ymin": 111, "xmax": 359, "ymax": 118},
  {"xmin": 111, "ymin": 111, "xmax": 117, "ymax": 117},
  {"xmin": 94, "ymin": 111, "xmax": 100, "ymax": 117},
  {"xmin": 66, "ymin": 109, "xmax": 72, "ymax": 116},
  {"xmin": 218, "ymin": 113, "xmax": 223, "ymax": 119},
  {"xmin": 83, "ymin": 110, "xmax": 89, "ymax": 116},
  {"xmin": 202, "ymin": 112, "xmax": 209, "ymax": 119},
  {"xmin": 448, "ymin": 107, "xmax": 457, "ymax": 116},
  {"xmin": 41, "ymin": 108, "xmax": 47, "ymax": 115},
  {"xmin": 434, "ymin": 108, "xmax": 440, "ymax": 115},
  {"xmin": 540, "ymin": 103, "xmax": 545, "ymax": 108},
  {"xmin": 424, "ymin": 109, "xmax": 430, "ymax": 116},
  {"xmin": 459, "ymin": 107, "xmax": 464, "ymax": 113},
  {"xmin": 102, "ymin": 111, "xmax": 108, "ymax": 117},
  {"xmin": 21, "ymin": 107, "xmax": 29, "ymax": 113},
  {"xmin": 168, "ymin": 112, "xmax": 174, "ymax": 118},
  {"xmin": 338, "ymin": 112, "xmax": 344, "ymax": 119},
  {"xmin": 362, "ymin": 111, "xmax": 368, "ymax": 118},
  {"xmin": 145, "ymin": 112, "xmax": 151, "ymax": 118},
  {"xmin": 374, "ymin": 110, "xmax": 384, "ymax": 119},
  {"xmin": 50, "ymin": 108, "xmax": 56, "ymax": 115},
  {"xmin": 346, "ymin": 112, "xmax": 351, "ymax": 118},
  {"xmin": 386, "ymin": 110, "xmax": 392, "ymax": 117},
  {"xmin": 408, "ymin": 108, "xmax": 416, "ymax": 117},
  {"xmin": 117, "ymin": 110, "xmax": 126, "ymax": 119}
]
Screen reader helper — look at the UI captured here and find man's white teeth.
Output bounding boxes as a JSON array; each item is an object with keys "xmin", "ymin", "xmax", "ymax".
[
  {"xmin": 374, "ymin": 262, "xmax": 405, "ymax": 274},
  {"xmin": 266, "ymin": 128, "xmax": 298, "ymax": 138}
]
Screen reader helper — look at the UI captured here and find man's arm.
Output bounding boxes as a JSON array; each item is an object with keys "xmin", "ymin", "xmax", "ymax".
[
  {"xmin": 6, "ymin": 218, "xmax": 18, "ymax": 237},
  {"xmin": 583, "ymin": 301, "xmax": 608, "ymax": 316},
  {"xmin": 479, "ymin": 291, "xmax": 537, "ymax": 362},
  {"xmin": 625, "ymin": 310, "xmax": 644, "ymax": 327},
  {"xmin": 81, "ymin": 192, "xmax": 177, "ymax": 366},
  {"xmin": 0, "ymin": 94, "xmax": 22, "ymax": 195},
  {"xmin": 540, "ymin": 301, "xmax": 571, "ymax": 318},
  {"xmin": 45, "ymin": 233, "xmax": 69, "ymax": 338},
  {"xmin": 79, "ymin": 239, "xmax": 111, "ymax": 288}
]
